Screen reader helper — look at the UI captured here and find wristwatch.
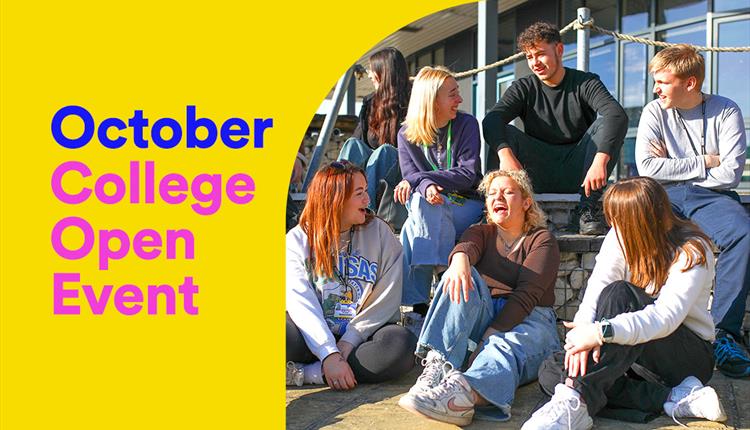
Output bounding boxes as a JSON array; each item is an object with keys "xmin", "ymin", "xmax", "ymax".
[{"xmin": 600, "ymin": 318, "xmax": 614, "ymax": 343}]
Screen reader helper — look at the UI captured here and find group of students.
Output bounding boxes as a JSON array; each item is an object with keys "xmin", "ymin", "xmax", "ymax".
[{"xmin": 286, "ymin": 21, "xmax": 750, "ymax": 430}]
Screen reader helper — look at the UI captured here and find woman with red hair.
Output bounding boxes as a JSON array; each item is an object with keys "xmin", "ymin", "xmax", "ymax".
[{"xmin": 286, "ymin": 161, "xmax": 415, "ymax": 390}]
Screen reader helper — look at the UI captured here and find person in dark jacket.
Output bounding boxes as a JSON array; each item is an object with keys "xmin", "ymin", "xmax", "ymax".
[
  {"xmin": 482, "ymin": 21, "xmax": 628, "ymax": 235},
  {"xmin": 338, "ymin": 47, "xmax": 411, "ymax": 231}
]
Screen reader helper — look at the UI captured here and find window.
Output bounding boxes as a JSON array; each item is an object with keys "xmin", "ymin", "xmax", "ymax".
[
  {"xmin": 434, "ymin": 47, "xmax": 445, "ymax": 67},
  {"xmin": 715, "ymin": 0, "xmax": 750, "ymax": 13},
  {"xmin": 622, "ymin": 0, "xmax": 649, "ymax": 33},
  {"xmin": 622, "ymin": 42, "xmax": 648, "ymax": 128},
  {"xmin": 561, "ymin": 0, "xmax": 616, "ymax": 50},
  {"xmin": 657, "ymin": 0, "xmax": 707, "ymax": 24},
  {"xmin": 590, "ymin": 43, "xmax": 616, "ymax": 96},
  {"xmin": 716, "ymin": 18, "xmax": 750, "ymax": 125}
]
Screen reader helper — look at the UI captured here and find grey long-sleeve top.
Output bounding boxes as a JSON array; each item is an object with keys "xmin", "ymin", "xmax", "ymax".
[{"xmin": 635, "ymin": 95, "xmax": 747, "ymax": 190}]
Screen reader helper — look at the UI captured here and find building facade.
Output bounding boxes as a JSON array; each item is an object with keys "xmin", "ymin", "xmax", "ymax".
[{"xmin": 400, "ymin": 0, "xmax": 750, "ymax": 187}]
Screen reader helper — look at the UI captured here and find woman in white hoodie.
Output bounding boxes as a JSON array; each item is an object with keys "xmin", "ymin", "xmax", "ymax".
[
  {"xmin": 523, "ymin": 177, "xmax": 727, "ymax": 430},
  {"xmin": 286, "ymin": 160, "xmax": 415, "ymax": 390}
]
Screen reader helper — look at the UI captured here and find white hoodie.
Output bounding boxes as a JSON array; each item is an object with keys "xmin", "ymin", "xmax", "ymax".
[
  {"xmin": 574, "ymin": 229, "xmax": 715, "ymax": 344},
  {"xmin": 286, "ymin": 218, "xmax": 403, "ymax": 361}
]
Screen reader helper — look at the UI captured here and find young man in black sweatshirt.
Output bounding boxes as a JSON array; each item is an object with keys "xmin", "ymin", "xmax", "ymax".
[{"xmin": 482, "ymin": 22, "xmax": 628, "ymax": 235}]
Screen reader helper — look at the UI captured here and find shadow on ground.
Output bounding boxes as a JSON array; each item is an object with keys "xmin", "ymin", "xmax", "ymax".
[{"xmin": 287, "ymin": 366, "xmax": 748, "ymax": 429}]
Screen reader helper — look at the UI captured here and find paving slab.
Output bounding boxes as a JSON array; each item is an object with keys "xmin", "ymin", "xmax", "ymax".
[{"xmin": 287, "ymin": 367, "xmax": 748, "ymax": 429}]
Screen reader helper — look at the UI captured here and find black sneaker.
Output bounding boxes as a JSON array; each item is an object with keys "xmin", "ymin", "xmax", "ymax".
[
  {"xmin": 578, "ymin": 205, "xmax": 607, "ymax": 236},
  {"xmin": 714, "ymin": 329, "xmax": 750, "ymax": 378}
]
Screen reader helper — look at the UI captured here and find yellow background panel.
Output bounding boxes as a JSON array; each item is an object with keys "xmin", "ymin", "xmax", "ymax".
[{"xmin": 1, "ymin": 1, "xmax": 465, "ymax": 428}]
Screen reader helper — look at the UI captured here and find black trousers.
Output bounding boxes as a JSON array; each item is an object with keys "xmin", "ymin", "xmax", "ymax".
[
  {"xmin": 539, "ymin": 281, "xmax": 714, "ymax": 417},
  {"xmin": 488, "ymin": 118, "xmax": 623, "ymax": 207},
  {"xmin": 286, "ymin": 313, "xmax": 417, "ymax": 383}
]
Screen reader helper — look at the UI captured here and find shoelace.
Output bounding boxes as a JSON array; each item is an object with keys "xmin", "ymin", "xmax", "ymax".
[
  {"xmin": 714, "ymin": 338, "xmax": 750, "ymax": 366},
  {"xmin": 539, "ymin": 395, "xmax": 581, "ymax": 430},
  {"xmin": 428, "ymin": 370, "xmax": 465, "ymax": 400},
  {"xmin": 670, "ymin": 386, "xmax": 700, "ymax": 428},
  {"xmin": 416, "ymin": 357, "xmax": 449, "ymax": 389}
]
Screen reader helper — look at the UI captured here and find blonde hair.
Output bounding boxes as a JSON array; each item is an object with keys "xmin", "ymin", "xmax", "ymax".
[
  {"xmin": 649, "ymin": 44, "xmax": 705, "ymax": 88},
  {"xmin": 403, "ymin": 66, "xmax": 454, "ymax": 145},
  {"xmin": 478, "ymin": 169, "xmax": 547, "ymax": 232}
]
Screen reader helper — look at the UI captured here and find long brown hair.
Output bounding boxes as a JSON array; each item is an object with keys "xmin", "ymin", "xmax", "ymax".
[
  {"xmin": 299, "ymin": 161, "xmax": 373, "ymax": 278},
  {"xmin": 603, "ymin": 177, "xmax": 711, "ymax": 293},
  {"xmin": 368, "ymin": 47, "xmax": 411, "ymax": 146}
]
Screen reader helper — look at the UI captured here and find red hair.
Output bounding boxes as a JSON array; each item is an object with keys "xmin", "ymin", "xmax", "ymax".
[{"xmin": 299, "ymin": 161, "xmax": 372, "ymax": 278}]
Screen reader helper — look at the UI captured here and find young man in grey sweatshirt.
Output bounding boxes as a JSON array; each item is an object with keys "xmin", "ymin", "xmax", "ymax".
[{"xmin": 635, "ymin": 44, "xmax": 750, "ymax": 378}]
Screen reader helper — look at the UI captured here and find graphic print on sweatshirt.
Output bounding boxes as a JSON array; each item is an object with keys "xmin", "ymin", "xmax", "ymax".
[{"xmin": 313, "ymin": 251, "xmax": 379, "ymax": 336}]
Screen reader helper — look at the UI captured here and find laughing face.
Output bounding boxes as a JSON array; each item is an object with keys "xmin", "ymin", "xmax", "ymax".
[
  {"xmin": 524, "ymin": 41, "xmax": 565, "ymax": 86},
  {"xmin": 652, "ymin": 68, "xmax": 695, "ymax": 109},
  {"xmin": 340, "ymin": 172, "xmax": 369, "ymax": 230},
  {"xmin": 435, "ymin": 76, "xmax": 463, "ymax": 125},
  {"xmin": 485, "ymin": 176, "xmax": 531, "ymax": 228}
]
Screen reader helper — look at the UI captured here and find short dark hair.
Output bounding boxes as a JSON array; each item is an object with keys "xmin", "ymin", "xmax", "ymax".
[{"xmin": 517, "ymin": 22, "xmax": 561, "ymax": 51}]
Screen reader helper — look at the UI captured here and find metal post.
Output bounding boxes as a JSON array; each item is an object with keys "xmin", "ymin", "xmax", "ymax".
[
  {"xmin": 477, "ymin": 0, "xmax": 498, "ymax": 174},
  {"xmin": 346, "ymin": 76, "xmax": 356, "ymax": 115},
  {"xmin": 576, "ymin": 7, "xmax": 590, "ymax": 72},
  {"xmin": 302, "ymin": 66, "xmax": 356, "ymax": 191}
]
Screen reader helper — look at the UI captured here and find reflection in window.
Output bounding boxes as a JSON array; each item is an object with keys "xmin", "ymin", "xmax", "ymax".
[
  {"xmin": 622, "ymin": 42, "xmax": 647, "ymax": 128},
  {"xmin": 622, "ymin": 0, "xmax": 649, "ymax": 33},
  {"xmin": 657, "ymin": 22, "xmax": 707, "ymax": 45},
  {"xmin": 715, "ymin": 0, "xmax": 750, "ymax": 12},
  {"xmin": 563, "ymin": 56, "xmax": 577, "ymax": 70},
  {"xmin": 620, "ymin": 137, "xmax": 639, "ymax": 178},
  {"xmin": 658, "ymin": 0, "xmax": 707, "ymax": 24},
  {"xmin": 717, "ymin": 19, "xmax": 750, "ymax": 124},
  {"xmin": 590, "ymin": 43, "xmax": 616, "ymax": 96}
]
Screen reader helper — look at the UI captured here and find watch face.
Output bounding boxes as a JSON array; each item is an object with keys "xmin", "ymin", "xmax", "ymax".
[{"xmin": 602, "ymin": 322, "xmax": 613, "ymax": 339}]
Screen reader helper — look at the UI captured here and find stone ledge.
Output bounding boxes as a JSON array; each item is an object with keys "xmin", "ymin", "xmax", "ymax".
[{"xmin": 555, "ymin": 233, "xmax": 605, "ymax": 253}]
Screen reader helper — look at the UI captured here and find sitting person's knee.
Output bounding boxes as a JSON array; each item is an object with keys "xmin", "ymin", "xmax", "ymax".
[{"xmin": 597, "ymin": 280, "xmax": 640, "ymax": 305}]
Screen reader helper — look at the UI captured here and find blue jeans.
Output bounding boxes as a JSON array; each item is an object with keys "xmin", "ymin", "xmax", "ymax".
[
  {"xmin": 417, "ymin": 268, "xmax": 561, "ymax": 415},
  {"xmin": 338, "ymin": 138, "xmax": 401, "ymax": 210},
  {"xmin": 666, "ymin": 184, "xmax": 750, "ymax": 338},
  {"xmin": 400, "ymin": 192, "xmax": 484, "ymax": 305}
]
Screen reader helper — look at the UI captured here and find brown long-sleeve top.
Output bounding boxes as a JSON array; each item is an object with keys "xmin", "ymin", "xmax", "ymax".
[{"xmin": 449, "ymin": 225, "xmax": 560, "ymax": 332}]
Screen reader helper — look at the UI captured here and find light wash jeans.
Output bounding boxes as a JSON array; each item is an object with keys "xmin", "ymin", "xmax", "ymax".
[
  {"xmin": 417, "ymin": 267, "xmax": 561, "ymax": 417},
  {"xmin": 400, "ymin": 192, "xmax": 484, "ymax": 305},
  {"xmin": 338, "ymin": 137, "xmax": 400, "ymax": 210}
]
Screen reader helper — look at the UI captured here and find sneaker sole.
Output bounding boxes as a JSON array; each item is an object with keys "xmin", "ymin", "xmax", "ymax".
[
  {"xmin": 398, "ymin": 394, "xmax": 473, "ymax": 426},
  {"xmin": 700, "ymin": 389, "xmax": 728, "ymax": 422},
  {"xmin": 717, "ymin": 365, "xmax": 750, "ymax": 379}
]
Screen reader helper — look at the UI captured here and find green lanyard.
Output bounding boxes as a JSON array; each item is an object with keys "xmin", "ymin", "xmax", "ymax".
[{"xmin": 422, "ymin": 120, "xmax": 452, "ymax": 171}]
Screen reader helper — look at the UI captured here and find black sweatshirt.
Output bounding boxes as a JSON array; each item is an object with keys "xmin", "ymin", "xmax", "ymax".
[{"xmin": 482, "ymin": 68, "xmax": 627, "ymax": 156}]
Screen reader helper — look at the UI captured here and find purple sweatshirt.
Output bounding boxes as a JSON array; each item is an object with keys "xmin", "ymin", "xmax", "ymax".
[{"xmin": 397, "ymin": 111, "xmax": 482, "ymax": 199}]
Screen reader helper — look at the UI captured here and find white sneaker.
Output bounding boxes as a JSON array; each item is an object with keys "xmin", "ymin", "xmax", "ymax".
[
  {"xmin": 521, "ymin": 384, "xmax": 593, "ymax": 430},
  {"xmin": 286, "ymin": 361, "xmax": 304, "ymax": 387},
  {"xmin": 408, "ymin": 350, "xmax": 450, "ymax": 396},
  {"xmin": 402, "ymin": 311, "xmax": 425, "ymax": 338},
  {"xmin": 399, "ymin": 369, "xmax": 475, "ymax": 426},
  {"xmin": 664, "ymin": 376, "xmax": 727, "ymax": 424}
]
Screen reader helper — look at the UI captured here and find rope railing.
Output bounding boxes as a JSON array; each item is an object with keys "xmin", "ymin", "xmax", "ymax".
[{"xmin": 357, "ymin": 17, "xmax": 750, "ymax": 81}]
